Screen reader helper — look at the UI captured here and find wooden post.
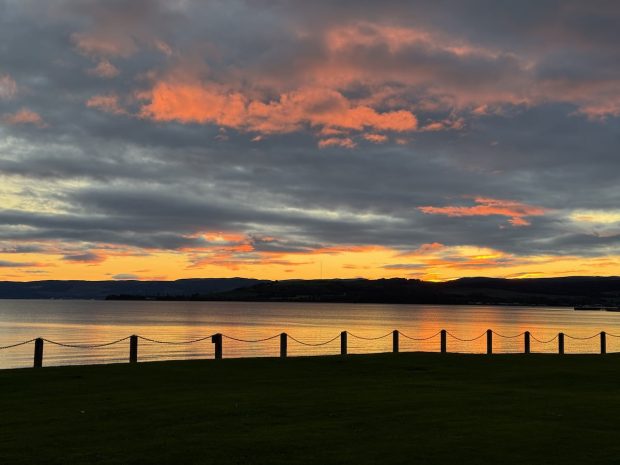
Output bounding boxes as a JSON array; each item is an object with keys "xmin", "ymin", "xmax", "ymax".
[
  {"xmin": 486, "ymin": 329, "xmax": 493, "ymax": 355},
  {"xmin": 392, "ymin": 330, "xmax": 399, "ymax": 353},
  {"xmin": 212, "ymin": 333, "xmax": 223, "ymax": 359},
  {"xmin": 558, "ymin": 332, "xmax": 564, "ymax": 355},
  {"xmin": 601, "ymin": 331, "xmax": 606, "ymax": 355},
  {"xmin": 440, "ymin": 330, "xmax": 447, "ymax": 354},
  {"xmin": 33, "ymin": 338, "xmax": 43, "ymax": 368},
  {"xmin": 129, "ymin": 335, "xmax": 138, "ymax": 363},
  {"xmin": 524, "ymin": 331, "xmax": 530, "ymax": 354},
  {"xmin": 340, "ymin": 331, "xmax": 347, "ymax": 355},
  {"xmin": 280, "ymin": 332, "xmax": 287, "ymax": 358}
]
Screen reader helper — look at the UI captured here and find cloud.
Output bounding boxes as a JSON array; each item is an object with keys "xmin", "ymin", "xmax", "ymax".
[
  {"xmin": 72, "ymin": 32, "xmax": 137, "ymax": 58},
  {"xmin": 62, "ymin": 252, "xmax": 105, "ymax": 264},
  {"xmin": 569, "ymin": 210, "xmax": 620, "ymax": 224},
  {"xmin": 363, "ymin": 134, "xmax": 388, "ymax": 143},
  {"xmin": 419, "ymin": 197, "xmax": 547, "ymax": 227},
  {"xmin": 318, "ymin": 137, "xmax": 356, "ymax": 149},
  {"xmin": 0, "ymin": 260, "xmax": 38, "ymax": 268},
  {"xmin": 1, "ymin": 1, "xmax": 620, "ymax": 280},
  {"xmin": 0, "ymin": 245, "xmax": 46, "ymax": 253},
  {"xmin": 0, "ymin": 74, "xmax": 17, "ymax": 100},
  {"xmin": 112, "ymin": 273, "xmax": 139, "ymax": 280},
  {"xmin": 87, "ymin": 59, "xmax": 120, "ymax": 78},
  {"xmin": 138, "ymin": 82, "xmax": 418, "ymax": 136},
  {"xmin": 2, "ymin": 108, "xmax": 46, "ymax": 127},
  {"xmin": 86, "ymin": 94, "xmax": 126, "ymax": 114}
]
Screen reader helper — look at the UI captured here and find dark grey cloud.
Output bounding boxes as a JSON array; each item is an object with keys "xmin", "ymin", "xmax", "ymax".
[
  {"xmin": 0, "ymin": 245, "xmax": 45, "ymax": 253},
  {"xmin": 62, "ymin": 252, "xmax": 103, "ymax": 263},
  {"xmin": 112, "ymin": 273, "xmax": 139, "ymax": 280},
  {"xmin": 0, "ymin": 259, "xmax": 38, "ymax": 267}
]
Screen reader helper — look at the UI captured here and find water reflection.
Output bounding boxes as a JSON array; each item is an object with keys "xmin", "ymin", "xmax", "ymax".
[{"xmin": 1, "ymin": 300, "xmax": 620, "ymax": 368}]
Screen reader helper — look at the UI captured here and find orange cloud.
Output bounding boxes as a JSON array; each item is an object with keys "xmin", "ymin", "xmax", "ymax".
[
  {"xmin": 4, "ymin": 236, "xmax": 620, "ymax": 282},
  {"xmin": 419, "ymin": 197, "xmax": 547, "ymax": 226},
  {"xmin": 363, "ymin": 133, "xmax": 388, "ymax": 143},
  {"xmin": 421, "ymin": 118, "xmax": 465, "ymax": 132},
  {"xmin": 138, "ymin": 81, "xmax": 247, "ymax": 126},
  {"xmin": 318, "ymin": 137, "xmax": 356, "ymax": 149},
  {"xmin": 325, "ymin": 23, "xmax": 432, "ymax": 54},
  {"xmin": 86, "ymin": 94, "xmax": 126, "ymax": 114},
  {"xmin": 306, "ymin": 245, "xmax": 384, "ymax": 255},
  {"xmin": 2, "ymin": 108, "xmax": 46, "ymax": 127},
  {"xmin": 138, "ymin": 81, "xmax": 418, "ymax": 137},
  {"xmin": 200, "ymin": 232, "xmax": 248, "ymax": 244},
  {"xmin": 319, "ymin": 127, "xmax": 348, "ymax": 136}
]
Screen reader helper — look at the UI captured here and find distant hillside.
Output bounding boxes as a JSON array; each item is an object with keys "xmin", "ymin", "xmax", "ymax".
[
  {"xmin": 0, "ymin": 278, "xmax": 261, "ymax": 300},
  {"xmin": 203, "ymin": 277, "xmax": 620, "ymax": 307},
  {"xmin": 2, "ymin": 276, "xmax": 620, "ymax": 306}
]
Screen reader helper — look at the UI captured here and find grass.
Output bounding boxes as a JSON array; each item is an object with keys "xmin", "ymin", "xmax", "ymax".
[{"xmin": 2, "ymin": 353, "xmax": 620, "ymax": 464}]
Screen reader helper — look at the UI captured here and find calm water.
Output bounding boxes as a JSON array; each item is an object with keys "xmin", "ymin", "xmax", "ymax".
[{"xmin": 2, "ymin": 300, "xmax": 620, "ymax": 369}]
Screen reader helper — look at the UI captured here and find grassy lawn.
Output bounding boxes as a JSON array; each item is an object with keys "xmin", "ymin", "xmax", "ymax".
[{"xmin": 2, "ymin": 353, "xmax": 620, "ymax": 464}]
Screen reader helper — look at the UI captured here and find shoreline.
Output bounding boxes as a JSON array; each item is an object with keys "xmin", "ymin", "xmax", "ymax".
[{"xmin": 1, "ymin": 350, "xmax": 618, "ymax": 372}]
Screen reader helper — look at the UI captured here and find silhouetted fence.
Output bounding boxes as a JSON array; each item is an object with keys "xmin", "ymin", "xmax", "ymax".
[{"xmin": 1, "ymin": 329, "xmax": 618, "ymax": 368}]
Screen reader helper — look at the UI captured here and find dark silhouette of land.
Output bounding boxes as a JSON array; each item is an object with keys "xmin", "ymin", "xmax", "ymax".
[
  {"xmin": 0, "ymin": 278, "xmax": 261, "ymax": 299},
  {"xmin": 200, "ymin": 276, "xmax": 620, "ymax": 306},
  {"xmin": 3, "ymin": 353, "xmax": 620, "ymax": 464},
  {"xmin": 2, "ymin": 276, "xmax": 620, "ymax": 306}
]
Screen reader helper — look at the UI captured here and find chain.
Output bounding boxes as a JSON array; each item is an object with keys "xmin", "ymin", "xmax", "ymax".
[
  {"xmin": 564, "ymin": 333, "xmax": 602, "ymax": 340},
  {"xmin": 138, "ymin": 335, "xmax": 213, "ymax": 345},
  {"xmin": 288, "ymin": 334, "xmax": 341, "ymax": 346},
  {"xmin": 399, "ymin": 330, "xmax": 442, "ymax": 341},
  {"xmin": 492, "ymin": 331, "xmax": 526, "ymax": 339},
  {"xmin": 446, "ymin": 331, "xmax": 487, "ymax": 342},
  {"xmin": 529, "ymin": 334, "xmax": 559, "ymax": 344},
  {"xmin": 42, "ymin": 336, "xmax": 131, "ymax": 348},
  {"xmin": 222, "ymin": 334, "xmax": 281, "ymax": 343},
  {"xmin": 0, "ymin": 338, "xmax": 37, "ymax": 350},
  {"xmin": 347, "ymin": 331, "xmax": 393, "ymax": 341}
]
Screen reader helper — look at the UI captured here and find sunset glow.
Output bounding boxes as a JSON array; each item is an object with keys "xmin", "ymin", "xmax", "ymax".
[{"xmin": 1, "ymin": 1, "xmax": 620, "ymax": 282}]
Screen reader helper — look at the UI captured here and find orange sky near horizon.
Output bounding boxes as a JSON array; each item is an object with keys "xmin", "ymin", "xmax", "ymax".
[{"xmin": 2, "ymin": 243, "xmax": 619, "ymax": 282}]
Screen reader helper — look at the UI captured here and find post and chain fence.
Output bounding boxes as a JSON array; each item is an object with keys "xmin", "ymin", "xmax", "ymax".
[{"xmin": 2, "ymin": 329, "xmax": 620, "ymax": 368}]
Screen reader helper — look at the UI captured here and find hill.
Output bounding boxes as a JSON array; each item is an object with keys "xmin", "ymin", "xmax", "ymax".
[
  {"xmin": 0, "ymin": 278, "xmax": 261, "ymax": 300},
  {"xmin": 204, "ymin": 276, "xmax": 620, "ymax": 306},
  {"xmin": 1, "ymin": 276, "xmax": 620, "ymax": 306}
]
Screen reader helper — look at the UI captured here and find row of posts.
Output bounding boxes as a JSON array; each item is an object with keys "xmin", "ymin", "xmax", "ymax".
[{"xmin": 31, "ymin": 330, "xmax": 610, "ymax": 367}]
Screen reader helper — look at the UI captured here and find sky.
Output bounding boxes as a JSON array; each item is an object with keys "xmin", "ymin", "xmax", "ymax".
[{"xmin": 1, "ymin": 0, "xmax": 620, "ymax": 282}]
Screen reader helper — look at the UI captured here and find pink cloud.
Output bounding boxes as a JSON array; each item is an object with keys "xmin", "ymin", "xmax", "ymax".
[
  {"xmin": 0, "ymin": 74, "xmax": 17, "ymax": 100},
  {"xmin": 72, "ymin": 32, "xmax": 137, "ymax": 58},
  {"xmin": 421, "ymin": 118, "xmax": 465, "ymax": 132},
  {"xmin": 2, "ymin": 108, "xmax": 46, "ymax": 127},
  {"xmin": 68, "ymin": 10, "xmax": 620, "ymax": 126},
  {"xmin": 318, "ymin": 137, "xmax": 357, "ymax": 149},
  {"xmin": 300, "ymin": 22, "xmax": 529, "ymax": 110},
  {"xmin": 363, "ymin": 133, "xmax": 388, "ymax": 143},
  {"xmin": 86, "ymin": 94, "xmax": 126, "ymax": 114},
  {"xmin": 138, "ymin": 81, "xmax": 418, "ymax": 136},
  {"xmin": 87, "ymin": 59, "xmax": 120, "ymax": 78},
  {"xmin": 419, "ymin": 197, "xmax": 547, "ymax": 227}
]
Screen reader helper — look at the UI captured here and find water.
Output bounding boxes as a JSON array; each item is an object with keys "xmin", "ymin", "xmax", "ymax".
[{"xmin": 1, "ymin": 300, "xmax": 620, "ymax": 369}]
